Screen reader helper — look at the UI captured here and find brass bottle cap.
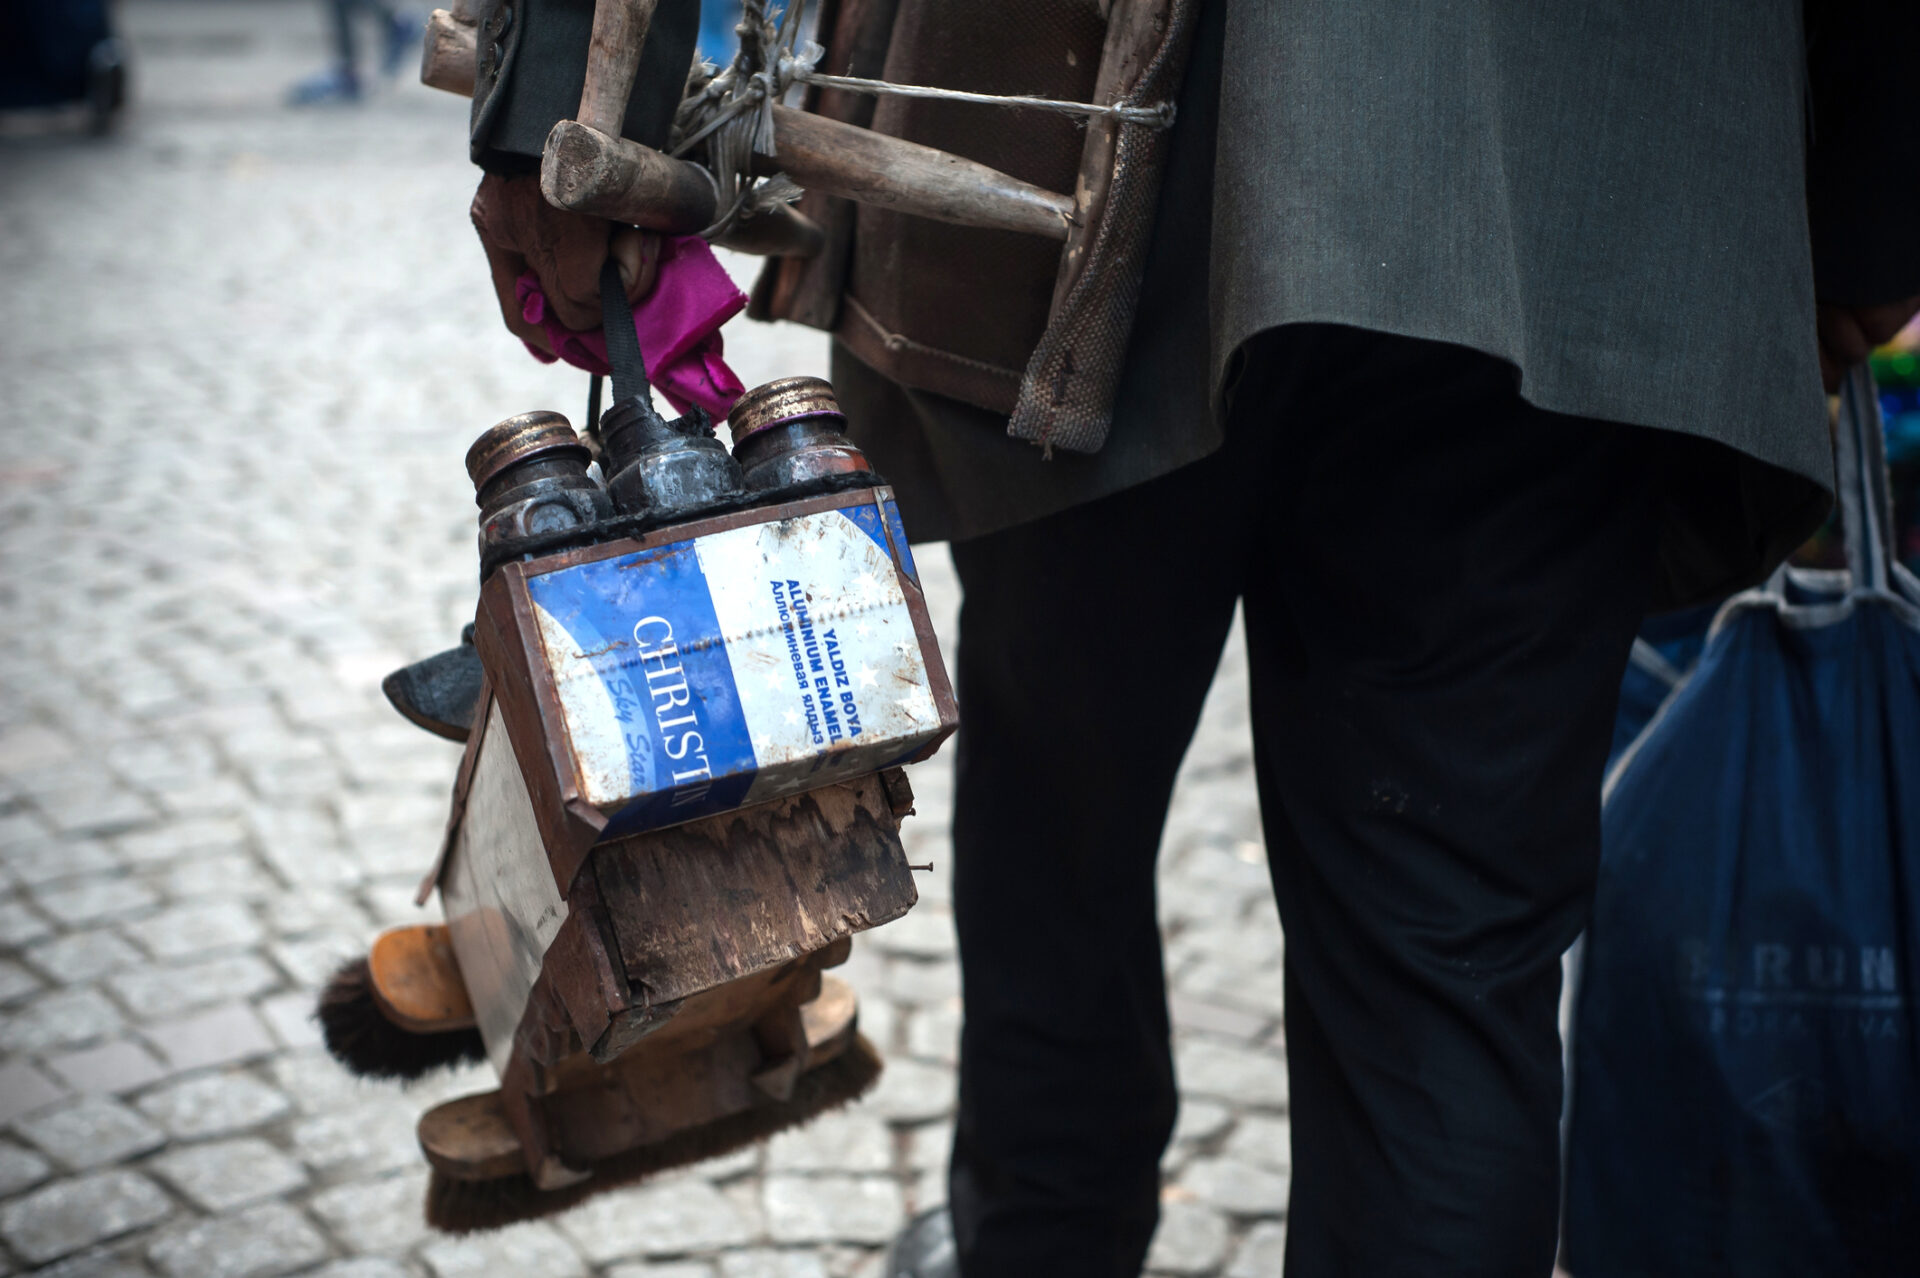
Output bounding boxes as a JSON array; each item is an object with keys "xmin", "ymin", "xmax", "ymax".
[
  {"xmin": 465, "ymin": 411, "xmax": 588, "ymax": 497},
  {"xmin": 729, "ymin": 376, "xmax": 843, "ymax": 441}
]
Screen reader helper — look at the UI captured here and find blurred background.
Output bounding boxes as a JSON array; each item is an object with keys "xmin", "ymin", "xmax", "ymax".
[{"xmin": 0, "ymin": 3, "xmax": 1290, "ymax": 1275}]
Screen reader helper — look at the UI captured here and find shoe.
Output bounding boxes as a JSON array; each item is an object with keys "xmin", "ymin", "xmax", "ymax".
[
  {"xmin": 382, "ymin": 625, "xmax": 484, "ymax": 742},
  {"xmin": 286, "ymin": 65, "xmax": 362, "ymax": 106},
  {"xmin": 884, "ymin": 1207, "xmax": 956, "ymax": 1278}
]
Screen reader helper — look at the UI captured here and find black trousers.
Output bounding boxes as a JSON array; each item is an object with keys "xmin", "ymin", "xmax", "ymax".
[{"xmin": 945, "ymin": 325, "xmax": 1660, "ymax": 1277}]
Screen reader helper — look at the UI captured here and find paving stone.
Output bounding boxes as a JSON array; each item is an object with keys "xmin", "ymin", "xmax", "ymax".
[
  {"xmin": 24, "ymin": 1242, "xmax": 154, "ymax": 1277},
  {"xmin": 855, "ymin": 994, "xmax": 898, "ymax": 1059},
  {"xmin": 0, "ymin": 989, "xmax": 125, "ymax": 1053},
  {"xmin": 0, "ymin": 1170, "xmax": 172, "ymax": 1264},
  {"xmin": 306, "ymin": 1261, "xmax": 416, "ymax": 1278},
  {"xmin": 1177, "ymin": 1156, "xmax": 1290, "ymax": 1219},
  {"xmin": 15, "ymin": 1097, "xmax": 165, "ymax": 1171},
  {"xmin": 109, "ymin": 954, "xmax": 281, "ymax": 1019},
  {"xmin": 29, "ymin": 878, "xmax": 158, "ymax": 928},
  {"xmin": 0, "ymin": 1141, "xmax": 52, "ymax": 1197},
  {"xmin": 255, "ymin": 989, "xmax": 325, "ymax": 1050},
  {"xmin": 147, "ymin": 1201, "xmax": 329, "ymax": 1278},
  {"xmin": 150, "ymin": 1137, "xmax": 307, "ymax": 1211},
  {"xmin": 1170, "ymin": 1099, "xmax": 1231, "ymax": 1148},
  {"xmin": 687, "ymin": 1142, "xmax": 762, "ymax": 1182},
  {"xmin": 605, "ymin": 1264, "xmax": 715, "ymax": 1278},
  {"xmin": 420, "ymin": 1221, "xmax": 587, "ymax": 1278},
  {"xmin": 259, "ymin": 891, "xmax": 372, "ymax": 942},
  {"xmin": 268, "ymin": 1052, "xmax": 372, "ymax": 1116},
  {"xmin": 718, "ymin": 1250, "xmax": 831, "ymax": 1278},
  {"xmin": 763, "ymin": 1176, "xmax": 904, "ymax": 1246},
  {"xmin": 1219, "ymin": 1114, "xmax": 1291, "ymax": 1173},
  {"xmin": 0, "ymin": 726, "xmax": 76, "ymax": 774},
  {"xmin": 37, "ymin": 790, "xmax": 158, "ymax": 837},
  {"xmin": 3, "ymin": 838, "xmax": 119, "ymax": 889},
  {"xmin": 901, "ymin": 1003, "xmax": 959, "ymax": 1067},
  {"xmin": 1174, "ymin": 1038, "xmax": 1289, "ymax": 1111},
  {"xmin": 882, "ymin": 960, "xmax": 958, "ymax": 1007},
  {"xmin": 865, "ymin": 910, "xmax": 954, "ymax": 961},
  {"xmin": 766, "ymin": 1112, "xmax": 893, "ymax": 1174},
  {"xmin": 160, "ymin": 855, "xmax": 275, "ymax": 902},
  {"xmin": 45, "ymin": 1040, "xmax": 170, "ymax": 1096},
  {"xmin": 1173, "ymin": 961, "xmax": 1287, "ymax": 1023},
  {"xmin": 0, "ymin": 958, "xmax": 45, "ymax": 1006},
  {"xmin": 556, "ymin": 1178, "xmax": 756, "ymax": 1261},
  {"xmin": 1144, "ymin": 1199, "xmax": 1229, "ymax": 1275},
  {"xmin": 288, "ymin": 1097, "xmax": 423, "ymax": 1173},
  {"xmin": 0, "ymin": 1060, "xmax": 68, "ymax": 1126},
  {"xmin": 112, "ymin": 817, "xmax": 250, "ymax": 868},
  {"xmin": 1168, "ymin": 992, "xmax": 1271, "ymax": 1042},
  {"xmin": 908, "ymin": 1168, "xmax": 944, "ymax": 1214},
  {"xmin": 858, "ymin": 1059, "xmax": 954, "ymax": 1124},
  {"xmin": 23, "ymin": 931, "xmax": 146, "ymax": 985},
  {"xmin": 308, "ymin": 1170, "xmax": 432, "ymax": 1252},
  {"xmin": 136, "ymin": 1070, "xmax": 294, "ymax": 1138},
  {"xmin": 141, "ymin": 1003, "xmax": 276, "ymax": 1072},
  {"xmin": 1224, "ymin": 1219, "xmax": 1288, "ymax": 1278},
  {"xmin": 268, "ymin": 935, "xmax": 362, "ymax": 989},
  {"xmin": 123, "ymin": 902, "xmax": 262, "ymax": 961},
  {"xmin": 904, "ymin": 1121, "xmax": 951, "ymax": 1173},
  {"xmin": 0, "ymin": 898, "xmax": 53, "ymax": 947}
]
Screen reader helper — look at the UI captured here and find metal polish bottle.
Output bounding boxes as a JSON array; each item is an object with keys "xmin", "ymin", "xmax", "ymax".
[
  {"xmin": 453, "ymin": 371, "xmax": 955, "ymax": 843},
  {"xmin": 466, "ymin": 375, "xmax": 871, "ymax": 558}
]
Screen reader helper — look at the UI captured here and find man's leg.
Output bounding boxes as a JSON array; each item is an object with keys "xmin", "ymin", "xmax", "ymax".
[
  {"xmin": 1235, "ymin": 328, "xmax": 1659, "ymax": 1276},
  {"xmin": 946, "ymin": 449, "xmax": 1245, "ymax": 1277}
]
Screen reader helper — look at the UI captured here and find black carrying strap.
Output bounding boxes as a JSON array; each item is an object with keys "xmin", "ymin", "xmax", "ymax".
[
  {"xmin": 600, "ymin": 256, "xmax": 649, "ymax": 405},
  {"xmin": 1836, "ymin": 365, "xmax": 1898, "ymax": 596}
]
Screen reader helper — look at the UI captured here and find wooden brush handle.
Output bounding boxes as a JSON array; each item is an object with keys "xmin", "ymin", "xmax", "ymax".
[
  {"xmin": 425, "ymin": 10, "xmax": 1073, "ymax": 246},
  {"xmin": 577, "ymin": 0, "xmax": 660, "ymax": 135}
]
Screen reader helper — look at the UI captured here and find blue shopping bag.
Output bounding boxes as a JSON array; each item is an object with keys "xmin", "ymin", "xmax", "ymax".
[{"xmin": 1565, "ymin": 369, "xmax": 1920, "ymax": 1277}]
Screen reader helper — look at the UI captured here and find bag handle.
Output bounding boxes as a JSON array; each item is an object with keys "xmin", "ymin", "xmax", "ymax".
[{"xmin": 1835, "ymin": 365, "xmax": 1896, "ymax": 595}]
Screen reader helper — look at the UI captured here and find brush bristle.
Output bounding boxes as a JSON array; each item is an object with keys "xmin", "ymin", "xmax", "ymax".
[
  {"xmin": 317, "ymin": 957, "xmax": 488, "ymax": 1081},
  {"xmin": 425, "ymin": 1033, "xmax": 885, "ymax": 1233}
]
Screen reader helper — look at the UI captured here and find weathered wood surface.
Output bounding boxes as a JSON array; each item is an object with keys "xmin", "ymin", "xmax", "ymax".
[
  {"xmin": 760, "ymin": 106, "xmax": 1074, "ymax": 240},
  {"xmin": 717, "ymin": 203, "xmax": 826, "ymax": 258},
  {"xmin": 423, "ymin": 11, "xmax": 1074, "ymax": 245},
  {"xmin": 420, "ymin": 971, "xmax": 862, "ymax": 1178},
  {"xmin": 542, "ymin": 119, "xmax": 722, "ymax": 234},
  {"xmin": 418, "ymin": 1091, "xmax": 524, "ymax": 1180},
  {"xmin": 369, "ymin": 924, "xmax": 476, "ymax": 1032},
  {"xmin": 578, "ymin": 0, "xmax": 660, "ymax": 136},
  {"xmin": 547, "ymin": 108, "xmax": 1077, "ymax": 242},
  {"xmin": 421, "ymin": 9, "xmax": 477, "ymax": 98},
  {"xmin": 593, "ymin": 769, "xmax": 917, "ymax": 1009}
]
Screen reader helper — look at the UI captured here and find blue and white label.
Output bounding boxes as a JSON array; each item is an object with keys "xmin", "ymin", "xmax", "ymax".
[{"xmin": 524, "ymin": 500, "xmax": 943, "ymax": 835}]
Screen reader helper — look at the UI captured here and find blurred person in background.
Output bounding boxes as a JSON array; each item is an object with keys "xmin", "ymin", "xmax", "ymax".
[{"xmin": 288, "ymin": 0, "xmax": 420, "ymax": 105}]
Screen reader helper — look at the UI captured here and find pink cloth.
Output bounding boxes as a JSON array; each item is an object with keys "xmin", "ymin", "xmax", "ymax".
[{"xmin": 516, "ymin": 235, "xmax": 748, "ymax": 419}]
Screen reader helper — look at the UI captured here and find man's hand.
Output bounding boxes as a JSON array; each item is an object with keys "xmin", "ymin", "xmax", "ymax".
[
  {"xmin": 471, "ymin": 173, "xmax": 661, "ymax": 355},
  {"xmin": 1817, "ymin": 293, "xmax": 1920, "ymax": 392}
]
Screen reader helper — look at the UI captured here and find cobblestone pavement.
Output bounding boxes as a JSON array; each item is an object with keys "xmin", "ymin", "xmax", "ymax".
[{"xmin": 0, "ymin": 3, "xmax": 1286, "ymax": 1273}]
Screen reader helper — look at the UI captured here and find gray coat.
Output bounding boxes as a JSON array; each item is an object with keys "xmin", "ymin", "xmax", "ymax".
[{"xmin": 837, "ymin": 0, "xmax": 1918, "ymax": 607}]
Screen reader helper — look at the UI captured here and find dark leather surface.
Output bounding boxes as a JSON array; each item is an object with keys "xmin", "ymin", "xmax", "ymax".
[
  {"xmin": 469, "ymin": 0, "xmax": 700, "ymax": 174},
  {"xmin": 838, "ymin": 0, "xmax": 1105, "ymax": 411}
]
